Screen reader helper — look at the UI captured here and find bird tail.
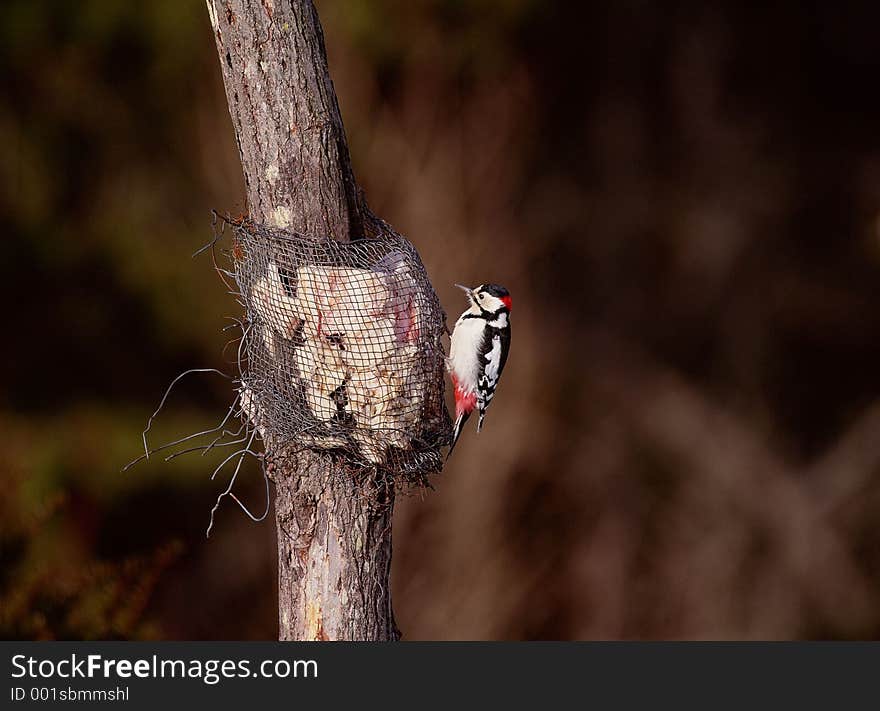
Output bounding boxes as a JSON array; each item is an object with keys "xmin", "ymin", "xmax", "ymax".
[{"xmin": 446, "ymin": 410, "xmax": 471, "ymax": 459}]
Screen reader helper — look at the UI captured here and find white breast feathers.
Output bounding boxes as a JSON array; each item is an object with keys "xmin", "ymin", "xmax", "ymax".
[{"xmin": 448, "ymin": 316, "xmax": 484, "ymax": 392}]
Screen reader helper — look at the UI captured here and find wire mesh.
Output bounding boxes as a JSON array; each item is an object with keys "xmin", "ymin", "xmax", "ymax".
[{"xmin": 230, "ymin": 218, "xmax": 452, "ymax": 478}]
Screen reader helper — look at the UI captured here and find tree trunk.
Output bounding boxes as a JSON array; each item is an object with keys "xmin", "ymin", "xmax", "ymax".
[{"xmin": 206, "ymin": 0, "xmax": 399, "ymax": 640}]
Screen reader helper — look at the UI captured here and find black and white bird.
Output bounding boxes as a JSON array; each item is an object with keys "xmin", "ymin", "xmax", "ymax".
[{"xmin": 446, "ymin": 283, "xmax": 512, "ymax": 455}]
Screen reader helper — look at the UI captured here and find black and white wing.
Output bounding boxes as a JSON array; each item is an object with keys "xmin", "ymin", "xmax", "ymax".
[{"xmin": 476, "ymin": 326, "xmax": 511, "ymax": 430}]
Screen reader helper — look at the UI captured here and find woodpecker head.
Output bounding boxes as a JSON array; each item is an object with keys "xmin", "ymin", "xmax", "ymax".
[{"xmin": 455, "ymin": 283, "xmax": 512, "ymax": 317}]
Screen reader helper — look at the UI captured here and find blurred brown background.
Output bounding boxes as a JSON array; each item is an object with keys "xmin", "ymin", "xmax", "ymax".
[{"xmin": 3, "ymin": 0, "xmax": 880, "ymax": 640}]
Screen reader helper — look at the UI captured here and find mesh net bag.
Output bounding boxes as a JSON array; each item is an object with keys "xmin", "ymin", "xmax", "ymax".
[{"xmin": 229, "ymin": 218, "xmax": 452, "ymax": 479}]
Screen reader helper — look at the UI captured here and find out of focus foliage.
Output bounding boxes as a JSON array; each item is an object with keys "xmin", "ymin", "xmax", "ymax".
[
  {"xmin": 3, "ymin": 0, "xmax": 880, "ymax": 639},
  {"xmin": 0, "ymin": 0, "xmax": 268, "ymax": 639}
]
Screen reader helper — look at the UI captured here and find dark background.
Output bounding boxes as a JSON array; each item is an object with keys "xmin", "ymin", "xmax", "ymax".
[{"xmin": 3, "ymin": 0, "xmax": 880, "ymax": 640}]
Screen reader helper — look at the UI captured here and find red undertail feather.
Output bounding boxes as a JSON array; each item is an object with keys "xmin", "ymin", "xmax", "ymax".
[
  {"xmin": 448, "ymin": 373, "xmax": 476, "ymax": 458},
  {"xmin": 452, "ymin": 373, "xmax": 477, "ymax": 419}
]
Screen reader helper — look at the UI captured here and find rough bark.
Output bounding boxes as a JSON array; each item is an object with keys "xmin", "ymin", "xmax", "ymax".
[{"xmin": 207, "ymin": 0, "xmax": 399, "ymax": 640}]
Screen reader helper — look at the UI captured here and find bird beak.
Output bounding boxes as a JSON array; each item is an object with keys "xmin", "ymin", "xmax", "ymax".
[{"xmin": 454, "ymin": 283, "xmax": 475, "ymax": 302}]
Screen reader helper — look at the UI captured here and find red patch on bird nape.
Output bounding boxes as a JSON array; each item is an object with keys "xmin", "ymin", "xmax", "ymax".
[{"xmin": 500, "ymin": 295, "xmax": 512, "ymax": 312}]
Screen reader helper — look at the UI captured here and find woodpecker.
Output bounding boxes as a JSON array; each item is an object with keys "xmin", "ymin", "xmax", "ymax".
[{"xmin": 447, "ymin": 283, "xmax": 512, "ymax": 455}]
